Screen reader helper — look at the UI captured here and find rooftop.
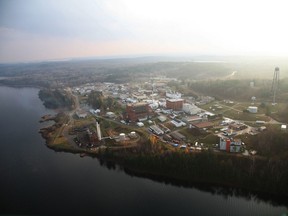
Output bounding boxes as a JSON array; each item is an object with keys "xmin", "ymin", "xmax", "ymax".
[
  {"xmin": 193, "ymin": 121, "xmax": 214, "ymax": 129},
  {"xmin": 166, "ymin": 99, "xmax": 184, "ymax": 102}
]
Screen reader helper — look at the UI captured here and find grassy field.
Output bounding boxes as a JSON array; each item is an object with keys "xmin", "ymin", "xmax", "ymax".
[
  {"xmin": 178, "ymin": 128, "xmax": 198, "ymax": 143},
  {"xmin": 48, "ymin": 133, "xmax": 79, "ymax": 151},
  {"xmin": 200, "ymin": 100, "xmax": 272, "ymax": 122}
]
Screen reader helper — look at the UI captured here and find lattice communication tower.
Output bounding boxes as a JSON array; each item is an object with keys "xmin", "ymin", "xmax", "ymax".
[{"xmin": 271, "ymin": 67, "xmax": 280, "ymax": 105}]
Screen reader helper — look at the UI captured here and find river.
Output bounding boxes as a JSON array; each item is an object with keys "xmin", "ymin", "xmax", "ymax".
[{"xmin": 0, "ymin": 86, "xmax": 287, "ymax": 215}]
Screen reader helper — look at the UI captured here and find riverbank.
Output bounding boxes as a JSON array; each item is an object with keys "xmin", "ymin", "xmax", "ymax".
[
  {"xmin": 39, "ymin": 112, "xmax": 104, "ymax": 156},
  {"xmin": 101, "ymin": 149, "xmax": 288, "ymax": 197},
  {"xmin": 40, "ymin": 117, "xmax": 288, "ymax": 202},
  {"xmin": 2, "ymin": 84, "xmax": 287, "ymax": 215},
  {"xmin": 39, "ymin": 110, "xmax": 288, "ymax": 204}
]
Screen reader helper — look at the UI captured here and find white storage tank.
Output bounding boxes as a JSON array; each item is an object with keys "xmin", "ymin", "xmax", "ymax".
[
  {"xmin": 130, "ymin": 131, "xmax": 137, "ymax": 138},
  {"xmin": 119, "ymin": 133, "xmax": 126, "ymax": 141}
]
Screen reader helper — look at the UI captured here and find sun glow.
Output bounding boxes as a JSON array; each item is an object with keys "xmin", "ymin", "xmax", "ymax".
[{"xmin": 1, "ymin": 0, "xmax": 288, "ymax": 62}]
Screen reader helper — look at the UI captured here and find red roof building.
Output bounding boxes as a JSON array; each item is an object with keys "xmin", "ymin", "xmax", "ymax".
[
  {"xmin": 166, "ymin": 99, "xmax": 184, "ymax": 111},
  {"xmin": 126, "ymin": 103, "xmax": 150, "ymax": 122}
]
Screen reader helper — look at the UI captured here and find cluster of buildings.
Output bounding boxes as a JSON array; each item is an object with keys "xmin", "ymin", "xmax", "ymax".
[
  {"xmin": 123, "ymin": 95, "xmax": 206, "ymax": 125},
  {"xmin": 126, "ymin": 103, "xmax": 152, "ymax": 122},
  {"xmin": 72, "ymin": 79, "xmax": 212, "ymax": 124},
  {"xmin": 219, "ymin": 137, "xmax": 242, "ymax": 153},
  {"xmin": 72, "ymin": 78, "xmax": 265, "ymax": 154}
]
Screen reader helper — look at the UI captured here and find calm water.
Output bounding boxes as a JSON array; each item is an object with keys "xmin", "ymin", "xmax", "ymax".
[{"xmin": 0, "ymin": 86, "xmax": 287, "ymax": 215}]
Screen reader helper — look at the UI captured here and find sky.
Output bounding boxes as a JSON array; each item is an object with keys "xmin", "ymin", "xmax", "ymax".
[{"xmin": 0, "ymin": 0, "xmax": 288, "ymax": 63}]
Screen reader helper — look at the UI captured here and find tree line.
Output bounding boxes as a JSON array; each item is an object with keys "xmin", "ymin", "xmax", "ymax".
[{"xmin": 38, "ymin": 89, "xmax": 74, "ymax": 109}]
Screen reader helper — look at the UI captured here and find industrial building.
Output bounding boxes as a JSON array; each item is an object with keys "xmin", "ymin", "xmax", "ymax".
[
  {"xmin": 132, "ymin": 93, "xmax": 147, "ymax": 100},
  {"xmin": 170, "ymin": 131, "xmax": 186, "ymax": 141},
  {"xmin": 219, "ymin": 138, "xmax": 242, "ymax": 153},
  {"xmin": 182, "ymin": 103, "xmax": 201, "ymax": 115},
  {"xmin": 171, "ymin": 119, "xmax": 186, "ymax": 127},
  {"xmin": 158, "ymin": 115, "xmax": 167, "ymax": 122},
  {"xmin": 158, "ymin": 123, "xmax": 171, "ymax": 133},
  {"xmin": 126, "ymin": 102, "xmax": 150, "ymax": 122},
  {"xmin": 229, "ymin": 122, "xmax": 247, "ymax": 131},
  {"xmin": 166, "ymin": 99, "xmax": 184, "ymax": 111},
  {"xmin": 163, "ymin": 134, "xmax": 172, "ymax": 141},
  {"xmin": 247, "ymin": 106, "xmax": 258, "ymax": 113},
  {"xmin": 192, "ymin": 121, "xmax": 214, "ymax": 130},
  {"xmin": 149, "ymin": 125, "xmax": 164, "ymax": 135},
  {"xmin": 185, "ymin": 116, "xmax": 203, "ymax": 123},
  {"xmin": 76, "ymin": 110, "xmax": 88, "ymax": 118},
  {"xmin": 166, "ymin": 91, "xmax": 182, "ymax": 99}
]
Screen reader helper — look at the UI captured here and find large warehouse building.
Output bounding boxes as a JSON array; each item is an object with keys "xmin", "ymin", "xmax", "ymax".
[
  {"xmin": 126, "ymin": 102, "xmax": 150, "ymax": 122},
  {"xmin": 166, "ymin": 99, "xmax": 184, "ymax": 111}
]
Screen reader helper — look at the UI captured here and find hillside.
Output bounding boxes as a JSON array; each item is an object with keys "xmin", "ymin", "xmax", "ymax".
[{"xmin": 1, "ymin": 56, "xmax": 288, "ymax": 88}]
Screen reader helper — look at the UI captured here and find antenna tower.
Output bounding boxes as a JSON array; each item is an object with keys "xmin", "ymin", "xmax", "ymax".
[{"xmin": 271, "ymin": 67, "xmax": 280, "ymax": 105}]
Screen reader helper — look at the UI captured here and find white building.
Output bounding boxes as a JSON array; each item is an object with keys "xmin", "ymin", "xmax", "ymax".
[
  {"xmin": 158, "ymin": 115, "xmax": 167, "ymax": 122},
  {"xmin": 182, "ymin": 103, "xmax": 201, "ymax": 115},
  {"xmin": 248, "ymin": 106, "xmax": 258, "ymax": 113},
  {"xmin": 149, "ymin": 125, "xmax": 164, "ymax": 135},
  {"xmin": 106, "ymin": 112, "xmax": 116, "ymax": 118},
  {"xmin": 171, "ymin": 119, "xmax": 186, "ymax": 127},
  {"xmin": 126, "ymin": 98, "xmax": 138, "ymax": 104},
  {"xmin": 166, "ymin": 91, "xmax": 182, "ymax": 99},
  {"xmin": 76, "ymin": 110, "xmax": 87, "ymax": 118},
  {"xmin": 137, "ymin": 122, "xmax": 144, "ymax": 127},
  {"xmin": 90, "ymin": 109, "xmax": 100, "ymax": 115}
]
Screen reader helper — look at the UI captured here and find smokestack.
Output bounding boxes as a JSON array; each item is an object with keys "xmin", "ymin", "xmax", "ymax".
[{"xmin": 96, "ymin": 121, "xmax": 102, "ymax": 141}]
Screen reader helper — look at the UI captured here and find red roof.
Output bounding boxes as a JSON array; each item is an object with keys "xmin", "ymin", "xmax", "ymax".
[{"xmin": 193, "ymin": 121, "xmax": 214, "ymax": 129}]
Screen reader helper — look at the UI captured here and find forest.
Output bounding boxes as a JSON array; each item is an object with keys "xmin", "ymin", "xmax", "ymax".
[
  {"xmin": 38, "ymin": 89, "xmax": 74, "ymax": 109},
  {"xmin": 101, "ymin": 146, "xmax": 288, "ymax": 199},
  {"xmin": 87, "ymin": 90, "xmax": 120, "ymax": 111},
  {"xmin": 1, "ymin": 56, "xmax": 288, "ymax": 88}
]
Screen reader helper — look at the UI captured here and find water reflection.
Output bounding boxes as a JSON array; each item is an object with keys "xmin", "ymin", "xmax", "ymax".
[
  {"xmin": 96, "ymin": 157, "xmax": 288, "ymax": 208},
  {"xmin": 1, "ymin": 86, "xmax": 287, "ymax": 215}
]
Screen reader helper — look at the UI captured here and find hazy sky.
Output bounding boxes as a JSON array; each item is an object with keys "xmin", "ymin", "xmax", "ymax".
[{"xmin": 0, "ymin": 0, "xmax": 288, "ymax": 63}]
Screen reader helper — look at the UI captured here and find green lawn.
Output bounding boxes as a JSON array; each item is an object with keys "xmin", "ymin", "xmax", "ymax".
[
  {"xmin": 198, "ymin": 134, "xmax": 219, "ymax": 146},
  {"xmin": 200, "ymin": 100, "xmax": 271, "ymax": 121}
]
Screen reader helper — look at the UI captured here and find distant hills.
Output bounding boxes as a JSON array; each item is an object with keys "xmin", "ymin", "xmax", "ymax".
[{"xmin": 0, "ymin": 55, "xmax": 287, "ymax": 88}]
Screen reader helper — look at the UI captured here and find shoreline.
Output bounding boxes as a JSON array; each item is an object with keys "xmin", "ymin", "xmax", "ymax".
[
  {"xmin": 39, "ymin": 116, "xmax": 288, "ymax": 203},
  {"xmin": 37, "ymin": 97, "xmax": 288, "ymax": 206},
  {"xmin": 41, "ymin": 135, "xmax": 288, "ymax": 206}
]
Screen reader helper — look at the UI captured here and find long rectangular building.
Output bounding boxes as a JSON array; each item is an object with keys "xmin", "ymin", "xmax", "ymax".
[{"xmin": 149, "ymin": 125, "xmax": 164, "ymax": 135}]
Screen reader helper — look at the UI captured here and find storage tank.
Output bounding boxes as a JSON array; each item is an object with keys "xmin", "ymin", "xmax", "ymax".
[
  {"xmin": 130, "ymin": 131, "xmax": 136, "ymax": 138},
  {"xmin": 119, "ymin": 133, "xmax": 126, "ymax": 141}
]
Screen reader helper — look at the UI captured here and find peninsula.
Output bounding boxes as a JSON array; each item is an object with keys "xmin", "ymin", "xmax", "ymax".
[
  {"xmin": 38, "ymin": 71, "xmax": 288, "ymax": 201},
  {"xmin": 1, "ymin": 57, "xmax": 287, "ymax": 201}
]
